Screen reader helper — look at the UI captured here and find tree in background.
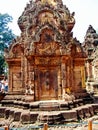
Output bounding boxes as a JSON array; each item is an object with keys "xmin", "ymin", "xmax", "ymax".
[{"xmin": 0, "ymin": 13, "xmax": 15, "ymax": 76}]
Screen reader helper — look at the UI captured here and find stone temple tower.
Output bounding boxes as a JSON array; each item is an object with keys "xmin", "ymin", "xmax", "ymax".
[{"xmin": 5, "ymin": 0, "xmax": 86, "ymax": 101}]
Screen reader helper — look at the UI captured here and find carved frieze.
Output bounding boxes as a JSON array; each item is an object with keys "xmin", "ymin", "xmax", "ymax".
[{"xmin": 35, "ymin": 56, "xmax": 61, "ymax": 66}]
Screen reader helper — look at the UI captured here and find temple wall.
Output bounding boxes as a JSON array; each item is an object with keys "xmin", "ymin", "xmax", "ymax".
[{"xmin": 8, "ymin": 63, "xmax": 23, "ymax": 94}]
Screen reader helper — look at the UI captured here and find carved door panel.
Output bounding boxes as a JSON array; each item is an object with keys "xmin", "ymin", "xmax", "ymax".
[
  {"xmin": 38, "ymin": 68, "xmax": 58, "ymax": 100},
  {"xmin": 12, "ymin": 72, "xmax": 22, "ymax": 92}
]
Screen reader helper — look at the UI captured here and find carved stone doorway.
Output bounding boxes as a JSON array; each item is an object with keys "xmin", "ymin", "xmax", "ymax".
[{"xmin": 36, "ymin": 67, "xmax": 58, "ymax": 100}]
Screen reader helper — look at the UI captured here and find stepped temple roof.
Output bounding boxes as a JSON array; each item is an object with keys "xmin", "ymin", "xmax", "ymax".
[
  {"xmin": 83, "ymin": 25, "xmax": 98, "ymax": 57},
  {"xmin": 4, "ymin": 0, "xmax": 86, "ymax": 59}
]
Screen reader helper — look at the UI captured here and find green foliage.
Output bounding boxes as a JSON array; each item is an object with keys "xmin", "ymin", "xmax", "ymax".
[
  {"xmin": 0, "ymin": 13, "xmax": 15, "ymax": 75},
  {"xmin": 0, "ymin": 13, "xmax": 15, "ymax": 53}
]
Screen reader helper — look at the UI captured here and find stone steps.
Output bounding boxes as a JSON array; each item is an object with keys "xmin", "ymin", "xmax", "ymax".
[
  {"xmin": 0, "ymin": 104, "xmax": 98, "ymax": 125},
  {"xmin": 39, "ymin": 102, "xmax": 60, "ymax": 111},
  {"xmin": 0, "ymin": 99, "xmax": 84, "ymax": 111},
  {"xmin": 0, "ymin": 94, "xmax": 96, "ymax": 125}
]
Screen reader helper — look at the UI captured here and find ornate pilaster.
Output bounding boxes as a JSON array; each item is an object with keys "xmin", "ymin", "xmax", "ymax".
[
  {"xmin": 58, "ymin": 66, "xmax": 62, "ymax": 99},
  {"xmin": 61, "ymin": 62, "xmax": 66, "ymax": 98}
]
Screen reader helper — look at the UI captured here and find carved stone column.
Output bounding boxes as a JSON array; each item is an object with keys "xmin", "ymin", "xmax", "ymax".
[
  {"xmin": 61, "ymin": 63, "xmax": 66, "ymax": 98},
  {"xmin": 58, "ymin": 67, "xmax": 62, "ymax": 99},
  {"xmin": 8, "ymin": 70, "xmax": 13, "ymax": 93},
  {"xmin": 21, "ymin": 56, "xmax": 27, "ymax": 93},
  {"xmin": 86, "ymin": 61, "xmax": 90, "ymax": 81},
  {"xmin": 81, "ymin": 66, "xmax": 85, "ymax": 88},
  {"xmin": 70, "ymin": 58, "xmax": 74, "ymax": 92}
]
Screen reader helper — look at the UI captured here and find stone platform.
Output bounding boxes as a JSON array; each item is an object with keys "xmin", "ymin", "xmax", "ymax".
[
  {"xmin": 0, "ymin": 94, "xmax": 98, "ymax": 126},
  {"xmin": 0, "ymin": 103, "xmax": 98, "ymax": 126}
]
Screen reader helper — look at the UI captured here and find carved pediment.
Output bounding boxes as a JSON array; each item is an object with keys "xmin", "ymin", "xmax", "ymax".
[
  {"xmin": 5, "ymin": 43, "xmax": 23, "ymax": 59},
  {"xmin": 25, "ymin": 28, "xmax": 62, "ymax": 56}
]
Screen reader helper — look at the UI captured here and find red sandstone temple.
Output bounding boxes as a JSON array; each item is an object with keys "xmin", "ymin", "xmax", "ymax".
[
  {"xmin": 1, "ymin": 0, "xmax": 98, "ymax": 126},
  {"xmin": 5, "ymin": 0, "xmax": 86, "ymax": 101}
]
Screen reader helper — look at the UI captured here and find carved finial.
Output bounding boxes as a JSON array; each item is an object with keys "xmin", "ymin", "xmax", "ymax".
[
  {"xmin": 86, "ymin": 25, "xmax": 96, "ymax": 34},
  {"xmin": 41, "ymin": 0, "xmax": 57, "ymax": 6}
]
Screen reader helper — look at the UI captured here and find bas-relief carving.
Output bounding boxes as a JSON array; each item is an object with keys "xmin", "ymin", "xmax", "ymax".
[
  {"xmin": 12, "ymin": 72, "xmax": 22, "ymax": 91},
  {"xmin": 35, "ymin": 57, "xmax": 61, "ymax": 65},
  {"xmin": 35, "ymin": 42, "xmax": 60, "ymax": 55},
  {"xmin": 25, "ymin": 80, "xmax": 34, "ymax": 95}
]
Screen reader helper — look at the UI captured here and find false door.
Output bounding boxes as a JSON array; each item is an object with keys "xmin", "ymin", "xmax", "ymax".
[{"xmin": 37, "ymin": 68, "xmax": 58, "ymax": 100}]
